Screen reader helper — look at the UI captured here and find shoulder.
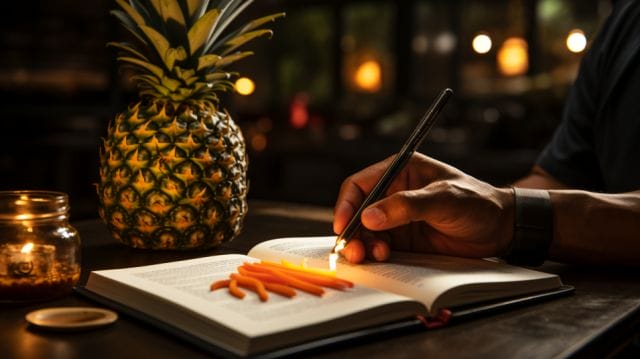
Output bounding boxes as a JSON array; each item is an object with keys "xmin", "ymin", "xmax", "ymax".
[{"xmin": 536, "ymin": 0, "xmax": 640, "ymax": 191}]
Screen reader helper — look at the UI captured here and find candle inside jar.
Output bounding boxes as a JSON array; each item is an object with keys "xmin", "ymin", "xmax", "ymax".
[{"xmin": 2, "ymin": 242, "xmax": 55, "ymax": 278}]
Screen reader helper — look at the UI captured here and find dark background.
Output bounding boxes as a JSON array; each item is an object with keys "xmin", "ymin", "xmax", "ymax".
[{"xmin": 0, "ymin": 0, "xmax": 607, "ymax": 219}]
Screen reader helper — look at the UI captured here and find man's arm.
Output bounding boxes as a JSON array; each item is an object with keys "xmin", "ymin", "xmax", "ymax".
[
  {"xmin": 512, "ymin": 166, "xmax": 640, "ymax": 266},
  {"xmin": 334, "ymin": 154, "xmax": 640, "ymax": 267},
  {"xmin": 548, "ymin": 189, "xmax": 640, "ymax": 266},
  {"xmin": 514, "ymin": 165, "xmax": 570, "ymax": 190}
]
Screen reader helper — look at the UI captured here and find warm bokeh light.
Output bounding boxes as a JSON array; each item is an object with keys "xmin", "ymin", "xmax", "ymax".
[
  {"xmin": 566, "ymin": 29, "xmax": 587, "ymax": 53},
  {"xmin": 235, "ymin": 77, "xmax": 255, "ymax": 96},
  {"xmin": 434, "ymin": 32, "xmax": 456, "ymax": 54},
  {"xmin": 497, "ymin": 37, "xmax": 529, "ymax": 76},
  {"xmin": 338, "ymin": 124, "xmax": 361, "ymax": 140},
  {"xmin": 472, "ymin": 33, "xmax": 492, "ymax": 54},
  {"xmin": 354, "ymin": 60, "xmax": 382, "ymax": 92},
  {"xmin": 412, "ymin": 34, "xmax": 429, "ymax": 54},
  {"xmin": 256, "ymin": 117, "xmax": 273, "ymax": 132},
  {"xmin": 250, "ymin": 133, "xmax": 267, "ymax": 152},
  {"xmin": 289, "ymin": 93, "xmax": 309, "ymax": 128}
]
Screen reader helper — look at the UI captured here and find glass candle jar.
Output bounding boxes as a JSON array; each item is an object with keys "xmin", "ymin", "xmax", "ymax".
[{"xmin": 0, "ymin": 191, "xmax": 81, "ymax": 302}]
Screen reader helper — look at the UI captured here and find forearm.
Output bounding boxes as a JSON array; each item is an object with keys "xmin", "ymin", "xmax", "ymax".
[
  {"xmin": 548, "ymin": 190, "xmax": 640, "ymax": 266},
  {"xmin": 514, "ymin": 165, "xmax": 569, "ymax": 189}
]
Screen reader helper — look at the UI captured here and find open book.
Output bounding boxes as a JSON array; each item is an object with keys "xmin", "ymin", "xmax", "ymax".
[{"xmin": 80, "ymin": 236, "xmax": 569, "ymax": 357}]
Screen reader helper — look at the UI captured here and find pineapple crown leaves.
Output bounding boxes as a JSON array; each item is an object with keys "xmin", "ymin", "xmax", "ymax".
[{"xmin": 109, "ymin": 0, "xmax": 284, "ymax": 103}]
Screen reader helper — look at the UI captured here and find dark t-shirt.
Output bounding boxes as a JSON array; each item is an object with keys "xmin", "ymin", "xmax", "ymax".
[{"xmin": 537, "ymin": 0, "xmax": 640, "ymax": 192}]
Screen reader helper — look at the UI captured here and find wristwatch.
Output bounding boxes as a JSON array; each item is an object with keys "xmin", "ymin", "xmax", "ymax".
[{"xmin": 502, "ymin": 187, "xmax": 553, "ymax": 266}]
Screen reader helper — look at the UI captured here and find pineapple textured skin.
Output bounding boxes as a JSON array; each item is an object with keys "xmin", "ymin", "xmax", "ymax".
[
  {"xmin": 98, "ymin": 100, "xmax": 248, "ymax": 249},
  {"xmin": 98, "ymin": 1, "xmax": 282, "ymax": 249}
]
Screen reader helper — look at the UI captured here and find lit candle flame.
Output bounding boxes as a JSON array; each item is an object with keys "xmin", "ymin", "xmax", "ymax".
[
  {"xmin": 21, "ymin": 242, "xmax": 34, "ymax": 254},
  {"xmin": 329, "ymin": 239, "xmax": 347, "ymax": 271}
]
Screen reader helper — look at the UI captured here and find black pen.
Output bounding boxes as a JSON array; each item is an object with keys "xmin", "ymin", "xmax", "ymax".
[{"xmin": 332, "ymin": 88, "xmax": 453, "ymax": 254}]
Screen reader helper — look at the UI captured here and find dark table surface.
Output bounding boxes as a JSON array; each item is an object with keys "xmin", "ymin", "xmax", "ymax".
[{"xmin": 1, "ymin": 200, "xmax": 640, "ymax": 358}]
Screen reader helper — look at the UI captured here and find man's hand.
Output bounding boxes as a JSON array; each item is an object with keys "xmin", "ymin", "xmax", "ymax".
[{"xmin": 333, "ymin": 152, "xmax": 515, "ymax": 263}]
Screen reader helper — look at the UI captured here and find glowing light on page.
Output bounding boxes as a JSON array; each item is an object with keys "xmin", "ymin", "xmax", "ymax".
[{"xmin": 329, "ymin": 239, "xmax": 346, "ymax": 271}]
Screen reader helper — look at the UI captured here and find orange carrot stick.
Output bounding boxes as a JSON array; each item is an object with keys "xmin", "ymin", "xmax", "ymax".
[
  {"xmin": 244, "ymin": 261, "xmax": 353, "ymax": 290},
  {"xmin": 241, "ymin": 262, "xmax": 263, "ymax": 270},
  {"xmin": 245, "ymin": 264, "xmax": 325, "ymax": 296},
  {"xmin": 240, "ymin": 263, "xmax": 278, "ymax": 275},
  {"xmin": 289, "ymin": 264, "xmax": 355, "ymax": 288},
  {"xmin": 275, "ymin": 270, "xmax": 345, "ymax": 290},
  {"xmin": 257, "ymin": 262, "xmax": 354, "ymax": 289},
  {"xmin": 231, "ymin": 273, "xmax": 269, "ymax": 302},
  {"xmin": 263, "ymin": 282, "xmax": 296, "ymax": 298},
  {"xmin": 238, "ymin": 266, "xmax": 296, "ymax": 297},
  {"xmin": 280, "ymin": 259, "xmax": 336, "ymax": 277},
  {"xmin": 238, "ymin": 266, "xmax": 289, "ymax": 284},
  {"xmin": 259, "ymin": 261, "xmax": 353, "ymax": 287},
  {"xmin": 229, "ymin": 279, "xmax": 246, "ymax": 299},
  {"xmin": 210, "ymin": 279, "xmax": 230, "ymax": 291},
  {"xmin": 273, "ymin": 271, "xmax": 324, "ymax": 296},
  {"xmin": 241, "ymin": 262, "xmax": 278, "ymax": 274}
]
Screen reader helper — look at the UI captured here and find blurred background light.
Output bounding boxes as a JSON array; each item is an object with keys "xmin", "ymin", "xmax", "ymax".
[
  {"xmin": 412, "ymin": 34, "xmax": 429, "ymax": 54},
  {"xmin": 566, "ymin": 29, "xmax": 587, "ymax": 53},
  {"xmin": 497, "ymin": 37, "xmax": 529, "ymax": 76},
  {"xmin": 538, "ymin": 0, "xmax": 563, "ymax": 21},
  {"xmin": 434, "ymin": 32, "xmax": 457, "ymax": 54},
  {"xmin": 354, "ymin": 60, "xmax": 382, "ymax": 92},
  {"xmin": 472, "ymin": 33, "xmax": 492, "ymax": 54},
  {"xmin": 250, "ymin": 133, "xmax": 267, "ymax": 152},
  {"xmin": 338, "ymin": 124, "xmax": 361, "ymax": 140},
  {"xmin": 289, "ymin": 92, "xmax": 310, "ymax": 128},
  {"xmin": 235, "ymin": 77, "xmax": 255, "ymax": 96}
]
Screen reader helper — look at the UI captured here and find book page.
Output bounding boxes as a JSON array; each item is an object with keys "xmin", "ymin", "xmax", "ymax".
[
  {"xmin": 87, "ymin": 254, "xmax": 422, "ymax": 343},
  {"xmin": 249, "ymin": 236, "xmax": 562, "ymax": 314}
]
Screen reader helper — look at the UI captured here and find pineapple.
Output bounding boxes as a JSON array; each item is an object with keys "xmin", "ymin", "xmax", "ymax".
[{"xmin": 97, "ymin": 0, "xmax": 284, "ymax": 249}]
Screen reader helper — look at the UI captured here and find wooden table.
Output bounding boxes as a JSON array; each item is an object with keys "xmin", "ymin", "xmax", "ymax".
[{"xmin": 1, "ymin": 201, "xmax": 639, "ymax": 358}]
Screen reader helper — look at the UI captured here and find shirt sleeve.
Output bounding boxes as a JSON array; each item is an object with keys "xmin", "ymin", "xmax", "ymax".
[{"xmin": 535, "ymin": 17, "xmax": 609, "ymax": 191}]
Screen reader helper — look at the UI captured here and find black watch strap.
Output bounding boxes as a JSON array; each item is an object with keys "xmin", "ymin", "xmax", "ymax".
[{"xmin": 503, "ymin": 187, "xmax": 553, "ymax": 266}]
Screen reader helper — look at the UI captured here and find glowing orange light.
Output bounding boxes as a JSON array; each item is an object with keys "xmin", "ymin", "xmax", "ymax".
[
  {"xmin": 21, "ymin": 242, "xmax": 34, "ymax": 254},
  {"xmin": 235, "ymin": 77, "xmax": 255, "ymax": 96},
  {"xmin": 250, "ymin": 133, "xmax": 267, "ymax": 152},
  {"xmin": 497, "ymin": 37, "xmax": 529, "ymax": 76},
  {"xmin": 282, "ymin": 259, "xmax": 336, "ymax": 277},
  {"xmin": 354, "ymin": 60, "xmax": 382, "ymax": 92}
]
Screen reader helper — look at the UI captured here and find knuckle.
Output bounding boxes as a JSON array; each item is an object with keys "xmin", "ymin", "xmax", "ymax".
[
  {"xmin": 392, "ymin": 190, "xmax": 423, "ymax": 222},
  {"xmin": 340, "ymin": 175, "xmax": 356, "ymax": 191},
  {"xmin": 429, "ymin": 180, "xmax": 457, "ymax": 197}
]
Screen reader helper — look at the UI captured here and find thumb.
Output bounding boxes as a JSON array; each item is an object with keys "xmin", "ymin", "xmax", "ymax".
[{"xmin": 361, "ymin": 189, "xmax": 438, "ymax": 231}]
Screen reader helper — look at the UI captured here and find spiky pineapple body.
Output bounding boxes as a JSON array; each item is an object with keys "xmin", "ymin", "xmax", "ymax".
[
  {"xmin": 98, "ymin": 1, "xmax": 282, "ymax": 249},
  {"xmin": 98, "ymin": 100, "xmax": 247, "ymax": 249}
]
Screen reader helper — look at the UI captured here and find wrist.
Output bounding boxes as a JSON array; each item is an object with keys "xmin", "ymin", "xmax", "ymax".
[
  {"xmin": 496, "ymin": 187, "xmax": 516, "ymax": 255},
  {"xmin": 502, "ymin": 187, "xmax": 553, "ymax": 266}
]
